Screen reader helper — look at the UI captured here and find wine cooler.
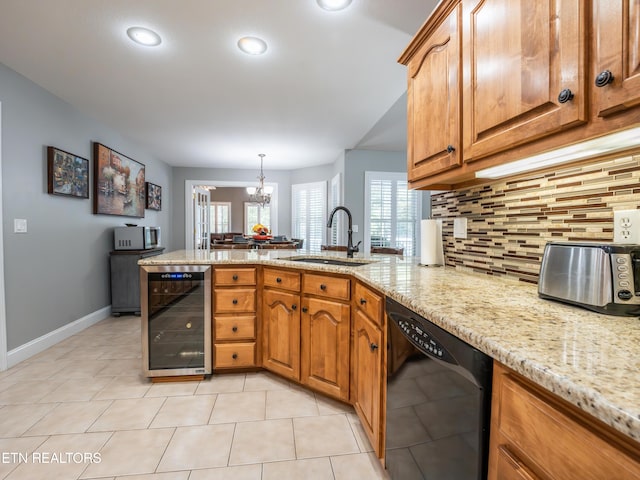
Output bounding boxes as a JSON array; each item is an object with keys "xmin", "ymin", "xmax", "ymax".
[{"xmin": 140, "ymin": 265, "xmax": 212, "ymax": 377}]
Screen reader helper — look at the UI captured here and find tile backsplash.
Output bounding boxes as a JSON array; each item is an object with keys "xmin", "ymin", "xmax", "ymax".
[{"xmin": 430, "ymin": 154, "xmax": 640, "ymax": 283}]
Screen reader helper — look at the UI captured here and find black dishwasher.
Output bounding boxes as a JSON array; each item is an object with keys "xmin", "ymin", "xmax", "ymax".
[{"xmin": 385, "ymin": 298, "xmax": 492, "ymax": 480}]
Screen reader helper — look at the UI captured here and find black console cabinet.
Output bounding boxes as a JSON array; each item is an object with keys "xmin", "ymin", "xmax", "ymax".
[{"xmin": 110, "ymin": 248, "xmax": 164, "ymax": 316}]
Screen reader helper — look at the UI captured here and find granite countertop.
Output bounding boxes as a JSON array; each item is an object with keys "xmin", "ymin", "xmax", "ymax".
[{"xmin": 140, "ymin": 249, "xmax": 640, "ymax": 442}]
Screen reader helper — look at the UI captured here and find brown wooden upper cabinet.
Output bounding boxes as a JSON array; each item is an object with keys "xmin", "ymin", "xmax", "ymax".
[
  {"xmin": 462, "ymin": 0, "xmax": 587, "ymax": 162},
  {"xmin": 406, "ymin": 4, "xmax": 462, "ymax": 183},
  {"xmin": 593, "ymin": 0, "xmax": 640, "ymax": 117},
  {"xmin": 399, "ymin": 0, "xmax": 640, "ymax": 190}
]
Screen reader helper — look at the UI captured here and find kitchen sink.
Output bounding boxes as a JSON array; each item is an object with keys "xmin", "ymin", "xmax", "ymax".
[{"xmin": 284, "ymin": 256, "xmax": 372, "ymax": 267}]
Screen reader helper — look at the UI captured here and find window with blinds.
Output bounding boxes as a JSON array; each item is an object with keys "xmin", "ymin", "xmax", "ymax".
[
  {"xmin": 291, "ymin": 181, "xmax": 327, "ymax": 252},
  {"xmin": 365, "ymin": 172, "xmax": 421, "ymax": 256},
  {"xmin": 244, "ymin": 202, "xmax": 271, "ymax": 234},
  {"xmin": 209, "ymin": 202, "xmax": 231, "ymax": 233}
]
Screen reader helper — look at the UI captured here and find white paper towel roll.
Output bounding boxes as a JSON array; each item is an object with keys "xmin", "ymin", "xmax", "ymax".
[{"xmin": 421, "ymin": 219, "xmax": 444, "ymax": 266}]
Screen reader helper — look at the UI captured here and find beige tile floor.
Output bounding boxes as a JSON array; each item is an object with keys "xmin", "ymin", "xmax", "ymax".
[{"xmin": 0, "ymin": 316, "xmax": 389, "ymax": 479}]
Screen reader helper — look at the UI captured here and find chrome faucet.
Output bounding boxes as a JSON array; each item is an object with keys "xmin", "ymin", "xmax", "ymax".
[{"xmin": 327, "ymin": 206, "xmax": 361, "ymax": 258}]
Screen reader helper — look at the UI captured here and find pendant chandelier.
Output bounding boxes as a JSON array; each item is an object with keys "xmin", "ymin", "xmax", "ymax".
[{"xmin": 247, "ymin": 153, "xmax": 271, "ymax": 207}]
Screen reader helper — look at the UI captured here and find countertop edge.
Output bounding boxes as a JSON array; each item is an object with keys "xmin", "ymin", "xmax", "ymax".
[{"xmin": 139, "ymin": 251, "xmax": 640, "ymax": 443}]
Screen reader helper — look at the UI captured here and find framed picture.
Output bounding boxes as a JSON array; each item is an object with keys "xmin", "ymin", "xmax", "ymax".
[
  {"xmin": 93, "ymin": 142, "xmax": 145, "ymax": 218},
  {"xmin": 47, "ymin": 146, "xmax": 89, "ymax": 198},
  {"xmin": 146, "ymin": 182, "xmax": 162, "ymax": 211}
]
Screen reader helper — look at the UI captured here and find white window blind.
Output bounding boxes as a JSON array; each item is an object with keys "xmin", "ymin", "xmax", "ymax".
[
  {"xmin": 209, "ymin": 202, "xmax": 231, "ymax": 233},
  {"xmin": 365, "ymin": 172, "xmax": 421, "ymax": 256},
  {"xmin": 292, "ymin": 181, "xmax": 327, "ymax": 252},
  {"xmin": 244, "ymin": 202, "xmax": 271, "ymax": 234}
]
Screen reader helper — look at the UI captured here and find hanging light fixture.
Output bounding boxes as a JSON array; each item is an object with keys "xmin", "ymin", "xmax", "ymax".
[{"xmin": 246, "ymin": 153, "xmax": 271, "ymax": 207}]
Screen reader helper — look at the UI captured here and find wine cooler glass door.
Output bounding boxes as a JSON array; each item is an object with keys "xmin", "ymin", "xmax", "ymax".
[{"xmin": 141, "ymin": 265, "xmax": 212, "ymax": 377}]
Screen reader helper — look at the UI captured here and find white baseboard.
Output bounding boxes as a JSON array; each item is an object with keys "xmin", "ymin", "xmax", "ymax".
[{"xmin": 7, "ymin": 306, "xmax": 112, "ymax": 368}]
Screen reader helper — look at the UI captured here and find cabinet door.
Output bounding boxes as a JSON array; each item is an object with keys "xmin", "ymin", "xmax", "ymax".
[
  {"xmin": 262, "ymin": 289, "xmax": 301, "ymax": 381},
  {"xmin": 353, "ymin": 309, "xmax": 383, "ymax": 457},
  {"xmin": 407, "ymin": 5, "xmax": 462, "ymax": 183},
  {"xmin": 488, "ymin": 362, "xmax": 640, "ymax": 480},
  {"xmin": 593, "ymin": 0, "xmax": 640, "ymax": 116},
  {"xmin": 301, "ymin": 297, "xmax": 351, "ymax": 401},
  {"xmin": 463, "ymin": 0, "xmax": 587, "ymax": 161}
]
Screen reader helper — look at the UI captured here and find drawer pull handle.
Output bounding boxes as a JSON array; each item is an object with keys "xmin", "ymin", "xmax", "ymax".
[
  {"xmin": 360, "ymin": 298, "xmax": 367, "ymax": 305},
  {"xmin": 370, "ymin": 342, "xmax": 379, "ymax": 351},
  {"xmin": 232, "ymin": 275, "xmax": 239, "ymax": 281},
  {"xmin": 276, "ymin": 277, "xmax": 282, "ymax": 283},
  {"xmin": 320, "ymin": 284, "xmax": 327, "ymax": 290},
  {"xmin": 232, "ymin": 353, "xmax": 238, "ymax": 359},
  {"xmin": 302, "ymin": 307, "xmax": 308, "ymax": 313},
  {"xmin": 446, "ymin": 144, "xmax": 455, "ymax": 153},
  {"xmin": 232, "ymin": 299, "xmax": 238, "ymax": 305},
  {"xmin": 595, "ymin": 70, "xmax": 614, "ymax": 87},
  {"xmin": 292, "ymin": 304, "xmax": 297, "ymax": 310},
  {"xmin": 558, "ymin": 88, "xmax": 574, "ymax": 103},
  {"xmin": 232, "ymin": 326, "xmax": 238, "ymax": 332}
]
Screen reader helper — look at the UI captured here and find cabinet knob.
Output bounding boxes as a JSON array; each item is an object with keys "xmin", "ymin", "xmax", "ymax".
[
  {"xmin": 232, "ymin": 274, "xmax": 238, "ymax": 281},
  {"xmin": 232, "ymin": 326, "xmax": 238, "ymax": 332},
  {"xmin": 595, "ymin": 70, "xmax": 614, "ymax": 87},
  {"xmin": 370, "ymin": 343, "xmax": 379, "ymax": 351},
  {"xmin": 320, "ymin": 284, "xmax": 327, "ymax": 291},
  {"xmin": 292, "ymin": 304, "xmax": 297, "ymax": 310},
  {"xmin": 276, "ymin": 277, "xmax": 282, "ymax": 283},
  {"xmin": 558, "ymin": 88, "xmax": 574, "ymax": 103},
  {"xmin": 360, "ymin": 298, "xmax": 367, "ymax": 305},
  {"xmin": 232, "ymin": 353, "xmax": 238, "ymax": 359},
  {"xmin": 302, "ymin": 307, "xmax": 308, "ymax": 313},
  {"xmin": 232, "ymin": 299, "xmax": 238, "ymax": 305},
  {"xmin": 446, "ymin": 145, "xmax": 455, "ymax": 153}
]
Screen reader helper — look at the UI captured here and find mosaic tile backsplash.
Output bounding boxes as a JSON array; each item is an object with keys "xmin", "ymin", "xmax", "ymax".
[{"xmin": 430, "ymin": 154, "xmax": 640, "ymax": 283}]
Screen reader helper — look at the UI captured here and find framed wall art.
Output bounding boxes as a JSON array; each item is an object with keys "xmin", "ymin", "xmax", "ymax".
[
  {"xmin": 93, "ymin": 142, "xmax": 145, "ymax": 218},
  {"xmin": 47, "ymin": 146, "xmax": 89, "ymax": 199},
  {"xmin": 145, "ymin": 182, "xmax": 162, "ymax": 211}
]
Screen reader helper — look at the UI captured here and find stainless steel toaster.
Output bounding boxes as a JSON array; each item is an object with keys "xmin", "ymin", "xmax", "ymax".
[{"xmin": 538, "ymin": 242, "xmax": 640, "ymax": 316}]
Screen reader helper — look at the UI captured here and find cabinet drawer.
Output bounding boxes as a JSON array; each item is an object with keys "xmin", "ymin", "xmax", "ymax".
[
  {"xmin": 214, "ymin": 268, "xmax": 256, "ymax": 286},
  {"xmin": 214, "ymin": 343, "xmax": 256, "ymax": 368},
  {"xmin": 354, "ymin": 282, "xmax": 383, "ymax": 327},
  {"xmin": 214, "ymin": 315, "xmax": 256, "ymax": 341},
  {"xmin": 263, "ymin": 268, "xmax": 301, "ymax": 291},
  {"xmin": 303, "ymin": 274, "xmax": 350, "ymax": 301},
  {"xmin": 214, "ymin": 288, "xmax": 256, "ymax": 313}
]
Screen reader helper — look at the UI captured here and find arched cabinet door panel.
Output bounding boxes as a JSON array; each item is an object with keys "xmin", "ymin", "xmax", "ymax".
[{"xmin": 406, "ymin": 4, "xmax": 462, "ymax": 183}]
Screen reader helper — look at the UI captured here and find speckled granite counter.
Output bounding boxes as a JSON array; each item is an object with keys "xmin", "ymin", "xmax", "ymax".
[{"xmin": 140, "ymin": 249, "xmax": 640, "ymax": 442}]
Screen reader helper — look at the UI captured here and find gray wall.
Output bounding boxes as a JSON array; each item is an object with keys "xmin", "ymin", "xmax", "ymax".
[
  {"xmin": 0, "ymin": 63, "xmax": 173, "ymax": 350},
  {"xmin": 290, "ymin": 164, "xmax": 335, "ymax": 185},
  {"xmin": 344, "ymin": 149, "xmax": 419, "ymax": 246},
  {"xmin": 172, "ymin": 167, "xmax": 292, "ymax": 249}
]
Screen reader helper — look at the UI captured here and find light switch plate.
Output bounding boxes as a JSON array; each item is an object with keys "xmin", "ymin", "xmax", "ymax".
[
  {"xmin": 352, "ymin": 225, "xmax": 359, "ymax": 233},
  {"xmin": 613, "ymin": 209, "xmax": 640, "ymax": 243},
  {"xmin": 14, "ymin": 218, "xmax": 27, "ymax": 233},
  {"xmin": 453, "ymin": 217, "xmax": 467, "ymax": 239}
]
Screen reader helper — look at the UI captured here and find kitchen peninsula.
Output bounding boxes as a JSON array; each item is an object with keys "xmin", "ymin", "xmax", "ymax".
[{"xmin": 140, "ymin": 249, "xmax": 640, "ymax": 477}]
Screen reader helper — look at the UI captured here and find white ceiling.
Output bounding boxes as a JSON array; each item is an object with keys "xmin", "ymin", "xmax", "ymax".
[{"xmin": 0, "ymin": 0, "xmax": 437, "ymax": 170}]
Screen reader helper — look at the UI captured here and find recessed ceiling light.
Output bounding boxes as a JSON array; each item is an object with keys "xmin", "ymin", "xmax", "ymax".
[
  {"xmin": 237, "ymin": 36, "xmax": 268, "ymax": 55},
  {"xmin": 126, "ymin": 26, "xmax": 162, "ymax": 47},
  {"xmin": 316, "ymin": 0, "xmax": 353, "ymax": 11}
]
